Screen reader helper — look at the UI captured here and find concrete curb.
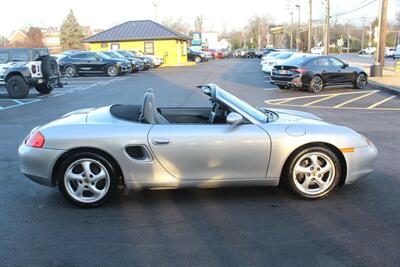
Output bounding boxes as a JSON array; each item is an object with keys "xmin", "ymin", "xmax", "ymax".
[{"xmin": 368, "ymin": 80, "xmax": 400, "ymax": 95}]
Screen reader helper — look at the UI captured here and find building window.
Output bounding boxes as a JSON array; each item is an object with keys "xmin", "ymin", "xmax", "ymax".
[
  {"xmin": 101, "ymin": 43, "xmax": 108, "ymax": 48},
  {"xmin": 110, "ymin": 43, "xmax": 120, "ymax": 50},
  {"xmin": 144, "ymin": 42, "xmax": 154, "ymax": 55}
]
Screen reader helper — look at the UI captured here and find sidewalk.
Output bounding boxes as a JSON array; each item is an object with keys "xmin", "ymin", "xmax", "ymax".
[{"xmin": 346, "ymin": 60, "xmax": 400, "ymax": 94}]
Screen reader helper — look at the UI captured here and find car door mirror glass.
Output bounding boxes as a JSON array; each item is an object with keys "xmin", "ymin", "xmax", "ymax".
[
  {"xmin": 342, "ymin": 63, "xmax": 348, "ymax": 68},
  {"xmin": 226, "ymin": 112, "xmax": 243, "ymax": 126}
]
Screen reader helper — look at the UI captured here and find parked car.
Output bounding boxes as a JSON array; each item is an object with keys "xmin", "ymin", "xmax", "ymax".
[
  {"xmin": 128, "ymin": 50, "xmax": 158, "ymax": 68},
  {"xmin": 18, "ymin": 83, "xmax": 377, "ymax": 207},
  {"xmin": 102, "ymin": 51, "xmax": 142, "ymax": 73},
  {"xmin": 59, "ymin": 51, "xmax": 132, "ymax": 77},
  {"xmin": 187, "ymin": 47, "xmax": 207, "ymax": 63},
  {"xmin": 311, "ymin": 47, "xmax": 324, "ymax": 55},
  {"xmin": 358, "ymin": 47, "xmax": 376, "ymax": 55},
  {"xmin": 207, "ymin": 49, "xmax": 223, "ymax": 59},
  {"xmin": 120, "ymin": 50, "xmax": 152, "ymax": 70},
  {"xmin": 0, "ymin": 48, "xmax": 62, "ymax": 98},
  {"xmin": 270, "ymin": 55, "xmax": 368, "ymax": 93},
  {"xmin": 261, "ymin": 52, "xmax": 300, "ymax": 74},
  {"xmin": 393, "ymin": 45, "xmax": 400, "ymax": 59},
  {"xmin": 385, "ymin": 47, "xmax": 395, "ymax": 58}
]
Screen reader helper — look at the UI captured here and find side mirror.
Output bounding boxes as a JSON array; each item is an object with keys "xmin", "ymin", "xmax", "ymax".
[
  {"xmin": 342, "ymin": 63, "xmax": 348, "ymax": 68},
  {"xmin": 226, "ymin": 112, "xmax": 244, "ymax": 126}
]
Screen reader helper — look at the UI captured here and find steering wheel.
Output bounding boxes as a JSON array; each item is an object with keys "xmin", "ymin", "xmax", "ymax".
[{"xmin": 209, "ymin": 102, "xmax": 220, "ymax": 124}]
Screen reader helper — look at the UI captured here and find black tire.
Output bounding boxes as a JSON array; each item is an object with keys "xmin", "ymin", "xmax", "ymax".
[
  {"xmin": 283, "ymin": 146, "xmax": 341, "ymax": 199},
  {"xmin": 63, "ymin": 65, "xmax": 77, "ymax": 78},
  {"xmin": 106, "ymin": 65, "xmax": 119, "ymax": 77},
  {"xmin": 308, "ymin": 75, "xmax": 324, "ymax": 93},
  {"xmin": 40, "ymin": 56, "xmax": 59, "ymax": 79},
  {"xmin": 57, "ymin": 152, "xmax": 117, "ymax": 208},
  {"xmin": 278, "ymin": 85, "xmax": 288, "ymax": 90},
  {"xmin": 34, "ymin": 83, "xmax": 53, "ymax": 94},
  {"xmin": 6, "ymin": 75, "xmax": 30, "ymax": 99},
  {"xmin": 353, "ymin": 73, "xmax": 368, "ymax": 89}
]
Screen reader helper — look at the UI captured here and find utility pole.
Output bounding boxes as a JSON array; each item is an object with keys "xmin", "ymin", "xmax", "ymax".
[
  {"xmin": 323, "ymin": 0, "xmax": 330, "ymax": 55},
  {"xmin": 290, "ymin": 7, "xmax": 294, "ymax": 49},
  {"xmin": 376, "ymin": 0, "xmax": 388, "ymax": 67},
  {"xmin": 296, "ymin": 4, "xmax": 301, "ymax": 51},
  {"xmin": 307, "ymin": 0, "xmax": 312, "ymax": 53},
  {"xmin": 361, "ymin": 26, "xmax": 365, "ymax": 50},
  {"xmin": 347, "ymin": 26, "xmax": 350, "ymax": 54}
]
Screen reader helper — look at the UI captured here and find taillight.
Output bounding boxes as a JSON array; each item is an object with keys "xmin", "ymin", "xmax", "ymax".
[
  {"xmin": 291, "ymin": 68, "xmax": 307, "ymax": 74},
  {"xmin": 31, "ymin": 65, "xmax": 37, "ymax": 74},
  {"xmin": 26, "ymin": 131, "xmax": 45, "ymax": 148}
]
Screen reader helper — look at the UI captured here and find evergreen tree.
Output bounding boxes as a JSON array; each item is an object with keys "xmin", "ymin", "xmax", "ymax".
[{"xmin": 60, "ymin": 9, "xmax": 85, "ymax": 51}]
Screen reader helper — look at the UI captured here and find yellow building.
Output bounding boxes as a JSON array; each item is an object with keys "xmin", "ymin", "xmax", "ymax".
[{"xmin": 83, "ymin": 20, "xmax": 192, "ymax": 67}]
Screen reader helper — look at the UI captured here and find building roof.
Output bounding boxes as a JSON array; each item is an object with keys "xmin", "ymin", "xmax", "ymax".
[{"xmin": 84, "ymin": 20, "xmax": 192, "ymax": 43}]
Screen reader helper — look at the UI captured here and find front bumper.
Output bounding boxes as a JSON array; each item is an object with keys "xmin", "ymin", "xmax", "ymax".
[
  {"xmin": 344, "ymin": 144, "xmax": 378, "ymax": 184},
  {"xmin": 18, "ymin": 143, "xmax": 65, "ymax": 187}
]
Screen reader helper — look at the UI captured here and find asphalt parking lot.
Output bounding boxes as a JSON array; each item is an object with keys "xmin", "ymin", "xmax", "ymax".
[{"xmin": 1, "ymin": 59, "xmax": 400, "ymax": 266}]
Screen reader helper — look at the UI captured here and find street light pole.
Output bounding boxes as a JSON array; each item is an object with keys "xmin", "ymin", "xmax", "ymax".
[
  {"xmin": 307, "ymin": 0, "xmax": 312, "ymax": 53},
  {"xmin": 323, "ymin": 0, "xmax": 330, "ymax": 55},
  {"xmin": 296, "ymin": 4, "xmax": 300, "ymax": 52},
  {"xmin": 290, "ymin": 9, "xmax": 294, "ymax": 49}
]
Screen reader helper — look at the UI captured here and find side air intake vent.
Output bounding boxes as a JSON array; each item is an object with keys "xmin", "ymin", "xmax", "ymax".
[{"xmin": 125, "ymin": 146, "xmax": 152, "ymax": 161}]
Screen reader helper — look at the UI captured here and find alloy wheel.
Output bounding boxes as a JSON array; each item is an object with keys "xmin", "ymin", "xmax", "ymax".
[
  {"xmin": 292, "ymin": 152, "xmax": 336, "ymax": 196},
  {"xmin": 311, "ymin": 76, "xmax": 323, "ymax": 93},
  {"xmin": 64, "ymin": 158, "xmax": 110, "ymax": 204},
  {"xmin": 107, "ymin": 66, "xmax": 118, "ymax": 77},
  {"xmin": 64, "ymin": 66, "xmax": 76, "ymax": 77},
  {"xmin": 356, "ymin": 74, "xmax": 367, "ymax": 88}
]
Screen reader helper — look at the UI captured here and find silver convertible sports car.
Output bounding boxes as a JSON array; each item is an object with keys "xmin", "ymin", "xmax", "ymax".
[{"xmin": 19, "ymin": 84, "xmax": 377, "ymax": 207}]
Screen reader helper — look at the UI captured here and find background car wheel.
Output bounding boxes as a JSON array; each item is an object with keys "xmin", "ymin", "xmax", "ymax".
[
  {"xmin": 57, "ymin": 152, "xmax": 117, "ymax": 208},
  {"xmin": 308, "ymin": 75, "xmax": 324, "ymax": 93},
  {"xmin": 194, "ymin": 56, "xmax": 201, "ymax": 63},
  {"xmin": 107, "ymin": 65, "xmax": 119, "ymax": 77},
  {"xmin": 353, "ymin": 73, "xmax": 367, "ymax": 89},
  {"xmin": 63, "ymin": 65, "xmax": 77, "ymax": 78},
  {"xmin": 278, "ymin": 85, "xmax": 288, "ymax": 90},
  {"xmin": 34, "ymin": 83, "xmax": 53, "ymax": 94},
  {"xmin": 6, "ymin": 76, "xmax": 30, "ymax": 99},
  {"xmin": 283, "ymin": 146, "xmax": 341, "ymax": 199}
]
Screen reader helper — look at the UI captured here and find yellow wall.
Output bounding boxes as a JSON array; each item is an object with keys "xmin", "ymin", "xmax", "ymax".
[{"xmin": 88, "ymin": 39, "xmax": 189, "ymax": 67}]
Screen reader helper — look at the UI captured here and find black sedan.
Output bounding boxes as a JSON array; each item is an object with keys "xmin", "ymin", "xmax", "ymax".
[
  {"xmin": 187, "ymin": 48, "xmax": 207, "ymax": 63},
  {"xmin": 59, "ymin": 51, "xmax": 132, "ymax": 77},
  {"xmin": 270, "ymin": 55, "xmax": 368, "ymax": 93}
]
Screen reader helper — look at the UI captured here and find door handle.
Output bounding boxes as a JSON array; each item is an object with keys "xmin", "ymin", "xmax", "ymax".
[{"xmin": 152, "ymin": 138, "xmax": 170, "ymax": 145}]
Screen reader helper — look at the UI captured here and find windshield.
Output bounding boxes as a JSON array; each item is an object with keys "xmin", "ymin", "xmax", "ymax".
[
  {"xmin": 96, "ymin": 52, "xmax": 111, "ymax": 59},
  {"xmin": 218, "ymin": 89, "xmax": 268, "ymax": 123}
]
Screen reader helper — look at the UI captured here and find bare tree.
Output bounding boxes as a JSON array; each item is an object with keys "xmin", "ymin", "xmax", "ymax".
[{"xmin": 161, "ymin": 17, "xmax": 190, "ymax": 35}]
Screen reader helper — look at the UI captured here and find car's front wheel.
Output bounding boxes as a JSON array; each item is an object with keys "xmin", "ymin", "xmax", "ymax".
[
  {"xmin": 308, "ymin": 75, "xmax": 324, "ymax": 93},
  {"xmin": 57, "ymin": 152, "xmax": 117, "ymax": 208},
  {"xmin": 63, "ymin": 65, "xmax": 77, "ymax": 78},
  {"xmin": 106, "ymin": 65, "xmax": 119, "ymax": 77},
  {"xmin": 353, "ymin": 73, "xmax": 367, "ymax": 89},
  {"xmin": 194, "ymin": 56, "xmax": 201, "ymax": 63},
  {"xmin": 284, "ymin": 146, "xmax": 341, "ymax": 199}
]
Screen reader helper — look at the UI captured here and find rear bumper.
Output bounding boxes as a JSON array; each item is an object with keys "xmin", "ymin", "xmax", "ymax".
[
  {"xmin": 344, "ymin": 144, "xmax": 378, "ymax": 184},
  {"xmin": 18, "ymin": 143, "xmax": 65, "ymax": 187},
  {"xmin": 270, "ymin": 74, "xmax": 303, "ymax": 88}
]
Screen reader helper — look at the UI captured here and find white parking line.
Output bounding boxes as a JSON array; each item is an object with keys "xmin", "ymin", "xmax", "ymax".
[
  {"xmin": 333, "ymin": 90, "xmax": 378, "ymax": 108},
  {"xmin": 367, "ymin": 95, "xmax": 397, "ymax": 109}
]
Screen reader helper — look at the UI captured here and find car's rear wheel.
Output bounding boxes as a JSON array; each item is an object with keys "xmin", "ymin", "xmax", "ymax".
[
  {"xmin": 35, "ymin": 83, "xmax": 53, "ymax": 94},
  {"xmin": 64, "ymin": 65, "xmax": 77, "ymax": 78},
  {"xmin": 308, "ymin": 75, "xmax": 324, "ymax": 93},
  {"xmin": 57, "ymin": 152, "xmax": 117, "ymax": 208},
  {"xmin": 284, "ymin": 146, "xmax": 340, "ymax": 199},
  {"xmin": 353, "ymin": 73, "xmax": 367, "ymax": 89},
  {"xmin": 194, "ymin": 56, "xmax": 201, "ymax": 63},
  {"xmin": 6, "ymin": 76, "xmax": 30, "ymax": 99},
  {"xmin": 107, "ymin": 65, "xmax": 119, "ymax": 77}
]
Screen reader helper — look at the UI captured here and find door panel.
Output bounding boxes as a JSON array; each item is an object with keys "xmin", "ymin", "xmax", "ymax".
[{"xmin": 148, "ymin": 124, "xmax": 271, "ymax": 180}]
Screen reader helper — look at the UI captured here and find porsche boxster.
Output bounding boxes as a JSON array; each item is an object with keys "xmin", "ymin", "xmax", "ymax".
[{"xmin": 19, "ymin": 84, "xmax": 377, "ymax": 207}]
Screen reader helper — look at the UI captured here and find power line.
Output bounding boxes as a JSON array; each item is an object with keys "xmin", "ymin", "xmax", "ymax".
[{"xmin": 331, "ymin": 0, "xmax": 378, "ymax": 17}]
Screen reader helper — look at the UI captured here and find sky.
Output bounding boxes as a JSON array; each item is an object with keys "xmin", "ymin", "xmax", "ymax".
[{"xmin": 0, "ymin": 0, "xmax": 398, "ymax": 37}]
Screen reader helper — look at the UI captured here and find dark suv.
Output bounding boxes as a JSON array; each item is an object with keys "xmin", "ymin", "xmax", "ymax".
[
  {"xmin": 0, "ymin": 48, "xmax": 62, "ymax": 98},
  {"xmin": 59, "ymin": 51, "xmax": 132, "ymax": 77}
]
